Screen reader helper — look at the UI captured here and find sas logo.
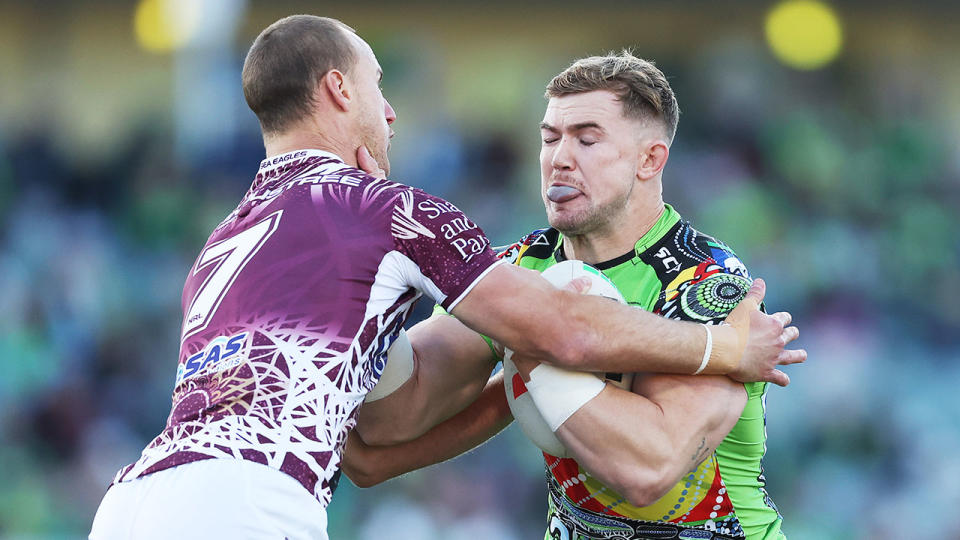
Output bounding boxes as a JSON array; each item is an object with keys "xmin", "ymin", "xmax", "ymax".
[{"xmin": 176, "ymin": 332, "xmax": 248, "ymax": 384}]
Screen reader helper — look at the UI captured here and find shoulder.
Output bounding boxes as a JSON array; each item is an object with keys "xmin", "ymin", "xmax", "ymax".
[
  {"xmin": 383, "ymin": 183, "xmax": 476, "ymax": 241},
  {"xmin": 652, "ymin": 220, "xmax": 754, "ymax": 323},
  {"xmin": 648, "ymin": 219, "xmax": 749, "ymax": 278},
  {"xmin": 300, "ymin": 163, "xmax": 408, "ymax": 211},
  {"xmin": 310, "ymin": 171, "xmax": 471, "ymax": 230},
  {"xmin": 684, "ymin": 221, "xmax": 750, "ymax": 279},
  {"xmin": 387, "ymin": 185, "xmax": 498, "ymax": 273},
  {"xmin": 401, "ymin": 185, "xmax": 471, "ymax": 219},
  {"xmin": 495, "ymin": 227, "xmax": 559, "ymax": 265}
]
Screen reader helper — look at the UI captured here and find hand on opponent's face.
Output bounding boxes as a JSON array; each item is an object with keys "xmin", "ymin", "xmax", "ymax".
[{"xmin": 356, "ymin": 145, "xmax": 386, "ymax": 179}]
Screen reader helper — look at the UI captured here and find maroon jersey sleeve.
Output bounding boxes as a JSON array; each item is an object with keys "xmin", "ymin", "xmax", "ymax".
[{"xmin": 389, "ymin": 188, "xmax": 501, "ymax": 310}]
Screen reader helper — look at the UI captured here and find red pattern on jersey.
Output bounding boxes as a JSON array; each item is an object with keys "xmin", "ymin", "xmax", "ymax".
[
  {"xmin": 545, "ymin": 452, "xmax": 736, "ymax": 524},
  {"xmin": 682, "ymin": 465, "xmax": 735, "ymax": 523}
]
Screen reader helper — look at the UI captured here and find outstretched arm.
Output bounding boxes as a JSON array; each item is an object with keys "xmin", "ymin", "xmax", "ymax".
[
  {"xmin": 453, "ymin": 268, "xmax": 804, "ymax": 386},
  {"xmin": 342, "ymin": 371, "xmax": 513, "ymax": 488}
]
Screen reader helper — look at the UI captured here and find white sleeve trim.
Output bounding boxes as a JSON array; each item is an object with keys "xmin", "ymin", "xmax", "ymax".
[{"xmin": 445, "ymin": 259, "xmax": 506, "ymax": 312}]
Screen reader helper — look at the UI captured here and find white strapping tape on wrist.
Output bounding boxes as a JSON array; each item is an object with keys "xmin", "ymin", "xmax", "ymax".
[
  {"xmin": 693, "ymin": 324, "xmax": 712, "ymax": 375},
  {"xmin": 525, "ymin": 364, "xmax": 607, "ymax": 432}
]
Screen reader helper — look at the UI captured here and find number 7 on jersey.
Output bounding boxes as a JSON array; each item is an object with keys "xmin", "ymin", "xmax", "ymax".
[{"xmin": 182, "ymin": 211, "xmax": 283, "ymax": 339}]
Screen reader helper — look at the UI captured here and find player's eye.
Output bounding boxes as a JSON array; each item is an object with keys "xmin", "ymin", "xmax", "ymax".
[
  {"xmin": 580, "ymin": 139, "xmax": 596, "ymax": 146},
  {"xmin": 542, "ymin": 137, "xmax": 559, "ymax": 144}
]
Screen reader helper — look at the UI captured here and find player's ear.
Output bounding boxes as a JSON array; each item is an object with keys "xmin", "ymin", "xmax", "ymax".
[
  {"xmin": 321, "ymin": 69, "xmax": 351, "ymax": 112},
  {"xmin": 637, "ymin": 139, "xmax": 669, "ymax": 181}
]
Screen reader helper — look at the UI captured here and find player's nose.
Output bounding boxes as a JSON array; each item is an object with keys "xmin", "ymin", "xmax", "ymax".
[
  {"xmin": 384, "ymin": 99, "xmax": 396, "ymax": 125},
  {"xmin": 551, "ymin": 138, "xmax": 574, "ymax": 170}
]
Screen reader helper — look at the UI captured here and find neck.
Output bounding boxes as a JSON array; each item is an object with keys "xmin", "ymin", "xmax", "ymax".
[
  {"xmin": 563, "ymin": 194, "xmax": 665, "ymax": 265},
  {"xmin": 262, "ymin": 119, "xmax": 356, "ymax": 167}
]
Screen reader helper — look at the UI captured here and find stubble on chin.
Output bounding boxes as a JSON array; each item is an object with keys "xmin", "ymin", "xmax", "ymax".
[
  {"xmin": 549, "ymin": 201, "xmax": 616, "ymax": 237},
  {"xmin": 372, "ymin": 146, "xmax": 390, "ymax": 176},
  {"xmin": 360, "ymin": 131, "xmax": 390, "ymax": 175},
  {"xmin": 547, "ymin": 206, "xmax": 586, "ymax": 236}
]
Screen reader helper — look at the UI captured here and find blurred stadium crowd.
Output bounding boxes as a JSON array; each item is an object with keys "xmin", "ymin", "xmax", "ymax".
[{"xmin": 0, "ymin": 1, "xmax": 958, "ymax": 539}]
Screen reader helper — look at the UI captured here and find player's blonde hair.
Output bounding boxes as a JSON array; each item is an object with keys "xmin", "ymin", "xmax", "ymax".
[
  {"xmin": 242, "ymin": 15, "xmax": 357, "ymax": 134},
  {"xmin": 546, "ymin": 51, "xmax": 680, "ymax": 142}
]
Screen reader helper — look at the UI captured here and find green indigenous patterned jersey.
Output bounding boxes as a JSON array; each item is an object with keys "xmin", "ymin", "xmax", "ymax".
[{"xmin": 497, "ymin": 205, "xmax": 784, "ymax": 540}]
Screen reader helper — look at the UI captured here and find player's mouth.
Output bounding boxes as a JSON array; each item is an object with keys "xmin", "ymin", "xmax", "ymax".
[{"xmin": 546, "ymin": 183, "xmax": 583, "ymax": 203}]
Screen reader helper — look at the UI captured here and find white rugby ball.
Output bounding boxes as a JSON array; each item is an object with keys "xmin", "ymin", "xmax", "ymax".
[
  {"xmin": 503, "ymin": 260, "xmax": 634, "ymax": 457},
  {"xmin": 365, "ymin": 329, "xmax": 415, "ymax": 402}
]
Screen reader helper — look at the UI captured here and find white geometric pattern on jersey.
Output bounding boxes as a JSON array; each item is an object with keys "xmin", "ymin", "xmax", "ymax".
[
  {"xmin": 391, "ymin": 189, "xmax": 436, "ymax": 240},
  {"xmin": 351, "ymin": 252, "xmax": 426, "ymax": 392},
  {"xmin": 118, "ymin": 312, "xmax": 368, "ymax": 504},
  {"xmin": 295, "ymin": 160, "xmax": 349, "ymax": 180},
  {"xmin": 359, "ymin": 175, "xmax": 405, "ymax": 211},
  {"xmin": 119, "ymin": 312, "xmax": 343, "ymax": 462},
  {"xmin": 117, "ymin": 252, "xmax": 443, "ymax": 506}
]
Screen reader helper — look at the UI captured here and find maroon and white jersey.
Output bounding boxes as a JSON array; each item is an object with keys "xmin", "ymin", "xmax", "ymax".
[{"xmin": 114, "ymin": 149, "xmax": 502, "ymax": 506}]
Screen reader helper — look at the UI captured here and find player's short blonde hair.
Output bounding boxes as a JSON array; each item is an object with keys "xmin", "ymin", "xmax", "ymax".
[
  {"xmin": 546, "ymin": 51, "xmax": 680, "ymax": 142},
  {"xmin": 242, "ymin": 15, "xmax": 357, "ymax": 134}
]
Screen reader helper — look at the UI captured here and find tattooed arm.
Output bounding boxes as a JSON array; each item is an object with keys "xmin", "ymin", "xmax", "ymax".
[{"xmin": 552, "ymin": 373, "xmax": 747, "ymax": 507}]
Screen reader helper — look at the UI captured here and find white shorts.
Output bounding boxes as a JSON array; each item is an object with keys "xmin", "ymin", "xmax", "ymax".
[{"xmin": 89, "ymin": 458, "xmax": 329, "ymax": 540}]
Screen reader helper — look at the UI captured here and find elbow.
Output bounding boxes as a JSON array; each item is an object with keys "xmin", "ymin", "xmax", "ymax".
[
  {"xmin": 343, "ymin": 468, "xmax": 374, "ymax": 488},
  {"xmin": 353, "ymin": 422, "xmax": 388, "ymax": 446},
  {"xmin": 347, "ymin": 470, "xmax": 384, "ymax": 489},
  {"xmin": 343, "ymin": 467, "xmax": 385, "ymax": 489},
  {"xmin": 621, "ymin": 435, "xmax": 680, "ymax": 507},
  {"xmin": 609, "ymin": 443, "xmax": 676, "ymax": 507},
  {"xmin": 340, "ymin": 453, "xmax": 387, "ymax": 489},
  {"xmin": 618, "ymin": 466, "xmax": 674, "ymax": 508},
  {"xmin": 341, "ymin": 429, "xmax": 392, "ymax": 488},
  {"xmin": 355, "ymin": 396, "xmax": 433, "ymax": 446}
]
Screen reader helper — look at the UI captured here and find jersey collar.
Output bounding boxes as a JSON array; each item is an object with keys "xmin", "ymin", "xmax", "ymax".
[
  {"xmin": 257, "ymin": 149, "xmax": 345, "ymax": 176},
  {"xmin": 633, "ymin": 203, "xmax": 681, "ymax": 256}
]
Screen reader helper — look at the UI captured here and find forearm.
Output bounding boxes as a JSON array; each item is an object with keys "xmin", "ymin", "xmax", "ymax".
[
  {"xmin": 561, "ymin": 304, "xmax": 740, "ymax": 375},
  {"xmin": 343, "ymin": 372, "xmax": 513, "ymax": 487},
  {"xmin": 452, "ymin": 264, "xmax": 744, "ymax": 376}
]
